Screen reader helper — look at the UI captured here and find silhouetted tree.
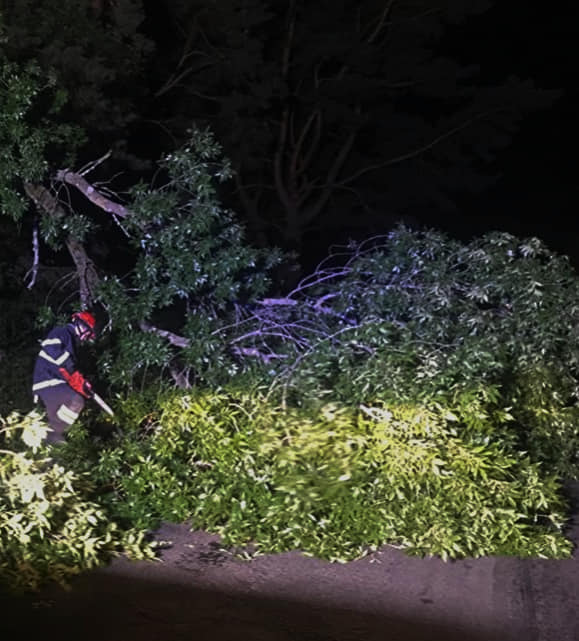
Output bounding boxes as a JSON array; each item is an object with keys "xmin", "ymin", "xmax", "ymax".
[
  {"xmin": 0, "ymin": 0, "xmax": 153, "ymax": 148},
  {"xmin": 150, "ymin": 0, "xmax": 557, "ymax": 251}
]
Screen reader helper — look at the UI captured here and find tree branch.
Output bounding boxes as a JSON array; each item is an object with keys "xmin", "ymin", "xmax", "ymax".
[
  {"xmin": 25, "ymin": 218, "xmax": 39, "ymax": 290},
  {"xmin": 273, "ymin": 0, "xmax": 298, "ymax": 218},
  {"xmin": 293, "ymin": 108, "xmax": 322, "ymax": 181},
  {"xmin": 231, "ymin": 346, "xmax": 288, "ymax": 363},
  {"xmin": 338, "ymin": 109, "xmax": 501, "ymax": 187},
  {"xmin": 302, "ymin": 129, "xmax": 358, "ymax": 225},
  {"xmin": 78, "ymin": 149, "xmax": 112, "ymax": 177},
  {"xmin": 139, "ymin": 321, "xmax": 190, "ymax": 348},
  {"xmin": 55, "ymin": 170, "xmax": 131, "ymax": 218},
  {"xmin": 365, "ymin": 0, "xmax": 396, "ymax": 44},
  {"xmin": 24, "ymin": 182, "xmax": 100, "ymax": 307},
  {"xmin": 155, "ymin": 60, "xmax": 218, "ymax": 98}
]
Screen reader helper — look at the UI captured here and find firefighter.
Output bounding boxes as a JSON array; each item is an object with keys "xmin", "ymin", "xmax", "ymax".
[{"xmin": 32, "ymin": 311, "xmax": 96, "ymax": 444}]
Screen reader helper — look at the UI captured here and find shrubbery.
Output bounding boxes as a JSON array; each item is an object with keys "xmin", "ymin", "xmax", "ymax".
[
  {"xmin": 259, "ymin": 227, "xmax": 579, "ymax": 478},
  {"xmin": 0, "ymin": 412, "xmax": 154, "ymax": 592},
  {"xmin": 60, "ymin": 388, "xmax": 573, "ymax": 563}
]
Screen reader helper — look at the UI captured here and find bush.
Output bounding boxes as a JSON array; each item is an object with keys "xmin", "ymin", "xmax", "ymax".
[
  {"xmin": 76, "ymin": 388, "xmax": 573, "ymax": 562},
  {"xmin": 262, "ymin": 227, "xmax": 579, "ymax": 479},
  {"xmin": 0, "ymin": 411, "xmax": 154, "ymax": 592}
]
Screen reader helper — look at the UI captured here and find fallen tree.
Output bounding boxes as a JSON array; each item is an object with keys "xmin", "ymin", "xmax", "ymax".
[{"xmin": 3, "ymin": 54, "xmax": 579, "ymax": 481}]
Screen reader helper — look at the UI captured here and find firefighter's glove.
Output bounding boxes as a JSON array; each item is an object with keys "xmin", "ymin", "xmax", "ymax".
[{"xmin": 59, "ymin": 368, "xmax": 94, "ymax": 399}]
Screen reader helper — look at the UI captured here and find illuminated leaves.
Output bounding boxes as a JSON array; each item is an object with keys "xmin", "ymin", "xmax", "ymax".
[
  {"xmin": 76, "ymin": 389, "xmax": 573, "ymax": 563},
  {"xmin": 262, "ymin": 226, "xmax": 579, "ymax": 477},
  {"xmin": 0, "ymin": 412, "xmax": 154, "ymax": 592}
]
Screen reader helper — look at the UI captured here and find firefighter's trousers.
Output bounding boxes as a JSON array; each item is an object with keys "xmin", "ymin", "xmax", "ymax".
[{"xmin": 35, "ymin": 385, "xmax": 85, "ymax": 443}]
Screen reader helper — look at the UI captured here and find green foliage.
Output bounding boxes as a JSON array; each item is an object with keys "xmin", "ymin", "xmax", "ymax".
[
  {"xmin": 272, "ymin": 226, "xmax": 579, "ymax": 477},
  {"xmin": 504, "ymin": 365, "xmax": 579, "ymax": 479},
  {"xmin": 0, "ymin": 55, "xmax": 82, "ymax": 221},
  {"xmin": 1, "ymin": 0, "xmax": 152, "ymax": 138},
  {"xmin": 0, "ymin": 51, "xmax": 281, "ymax": 394},
  {"xmin": 66, "ymin": 388, "xmax": 572, "ymax": 563},
  {"xmin": 4, "ymin": 224, "xmax": 579, "ymax": 577},
  {"xmin": 0, "ymin": 411, "xmax": 154, "ymax": 593},
  {"xmin": 95, "ymin": 127, "xmax": 282, "ymax": 387}
]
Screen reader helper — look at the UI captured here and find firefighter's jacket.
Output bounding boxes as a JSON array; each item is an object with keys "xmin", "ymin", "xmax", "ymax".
[{"xmin": 32, "ymin": 324, "xmax": 78, "ymax": 397}]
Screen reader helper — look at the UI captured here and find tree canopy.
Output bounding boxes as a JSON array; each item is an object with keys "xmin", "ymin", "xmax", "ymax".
[
  {"xmin": 0, "ymin": 1, "xmax": 560, "ymax": 257},
  {"xmin": 145, "ymin": 0, "xmax": 557, "ymax": 251}
]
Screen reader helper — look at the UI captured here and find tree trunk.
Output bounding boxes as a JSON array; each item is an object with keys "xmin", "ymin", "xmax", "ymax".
[{"xmin": 24, "ymin": 182, "xmax": 100, "ymax": 308}]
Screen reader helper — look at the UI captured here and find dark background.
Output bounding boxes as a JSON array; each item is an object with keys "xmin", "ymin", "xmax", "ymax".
[
  {"xmin": 1, "ymin": 2, "xmax": 576, "ymax": 270},
  {"xmin": 137, "ymin": 1, "xmax": 576, "ymax": 264},
  {"xmin": 435, "ymin": 2, "xmax": 576, "ymax": 258}
]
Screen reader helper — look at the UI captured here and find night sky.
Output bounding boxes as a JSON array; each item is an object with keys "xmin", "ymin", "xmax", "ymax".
[{"xmin": 433, "ymin": 2, "xmax": 576, "ymax": 260}]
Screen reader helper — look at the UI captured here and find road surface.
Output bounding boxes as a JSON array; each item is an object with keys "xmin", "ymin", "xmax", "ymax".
[{"xmin": 2, "ymin": 483, "xmax": 578, "ymax": 641}]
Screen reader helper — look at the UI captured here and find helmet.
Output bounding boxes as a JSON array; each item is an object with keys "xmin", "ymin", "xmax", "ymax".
[{"xmin": 71, "ymin": 311, "xmax": 96, "ymax": 341}]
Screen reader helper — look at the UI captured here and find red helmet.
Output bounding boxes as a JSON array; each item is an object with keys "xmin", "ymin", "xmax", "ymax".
[{"xmin": 71, "ymin": 311, "xmax": 96, "ymax": 341}]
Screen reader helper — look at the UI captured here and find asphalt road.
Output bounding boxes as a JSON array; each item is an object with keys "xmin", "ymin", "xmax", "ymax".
[{"xmin": 2, "ymin": 484, "xmax": 578, "ymax": 641}]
